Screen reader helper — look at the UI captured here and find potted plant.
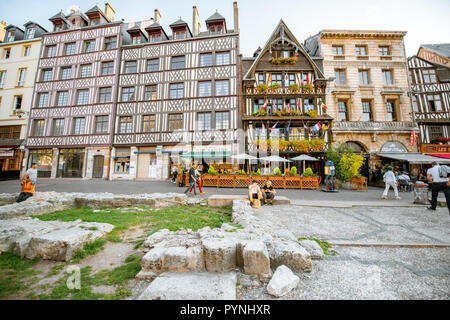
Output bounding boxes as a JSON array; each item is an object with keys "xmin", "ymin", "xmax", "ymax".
[
  {"xmin": 256, "ymin": 83, "xmax": 269, "ymax": 94},
  {"xmin": 270, "ymin": 83, "xmax": 280, "ymax": 92},
  {"xmin": 254, "ymin": 109, "xmax": 267, "ymax": 117},
  {"xmin": 306, "ymin": 109, "xmax": 318, "ymax": 118},
  {"xmin": 288, "ymin": 83, "xmax": 299, "ymax": 93},
  {"xmin": 303, "ymin": 83, "xmax": 314, "ymax": 93}
]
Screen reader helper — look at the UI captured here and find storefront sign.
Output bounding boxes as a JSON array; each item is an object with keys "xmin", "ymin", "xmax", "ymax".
[
  {"xmin": 156, "ymin": 147, "xmax": 162, "ymax": 156},
  {"xmin": 0, "ymin": 151, "xmax": 14, "ymax": 157}
]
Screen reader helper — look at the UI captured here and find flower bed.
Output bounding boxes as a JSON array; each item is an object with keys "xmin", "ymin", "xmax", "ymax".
[
  {"xmin": 254, "ymin": 139, "xmax": 326, "ymax": 153},
  {"xmin": 200, "ymin": 175, "xmax": 320, "ymax": 190}
]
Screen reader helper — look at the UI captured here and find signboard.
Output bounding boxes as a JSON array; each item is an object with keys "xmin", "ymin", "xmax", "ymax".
[
  {"xmin": 0, "ymin": 151, "xmax": 14, "ymax": 157},
  {"xmin": 324, "ymin": 161, "xmax": 335, "ymax": 176},
  {"xmin": 156, "ymin": 146, "xmax": 162, "ymax": 156}
]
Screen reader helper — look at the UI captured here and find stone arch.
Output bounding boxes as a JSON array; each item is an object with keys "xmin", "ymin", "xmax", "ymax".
[
  {"xmin": 380, "ymin": 141, "xmax": 408, "ymax": 153},
  {"xmin": 344, "ymin": 141, "xmax": 368, "ymax": 154}
]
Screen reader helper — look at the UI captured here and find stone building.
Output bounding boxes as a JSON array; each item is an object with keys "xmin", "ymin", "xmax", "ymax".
[
  {"xmin": 25, "ymin": 4, "xmax": 128, "ymax": 179},
  {"xmin": 304, "ymin": 30, "xmax": 418, "ymax": 175},
  {"xmin": 0, "ymin": 21, "xmax": 47, "ymax": 179},
  {"xmin": 408, "ymin": 49, "xmax": 450, "ymax": 159},
  {"xmin": 112, "ymin": 3, "xmax": 241, "ymax": 180}
]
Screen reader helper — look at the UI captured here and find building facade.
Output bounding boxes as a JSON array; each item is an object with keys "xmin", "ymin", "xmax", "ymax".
[
  {"xmin": 0, "ymin": 21, "xmax": 47, "ymax": 179},
  {"xmin": 417, "ymin": 44, "xmax": 450, "ymax": 68},
  {"xmin": 305, "ymin": 30, "xmax": 418, "ymax": 175},
  {"xmin": 25, "ymin": 4, "xmax": 127, "ymax": 179},
  {"xmin": 408, "ymin": 53, "xmax": 450, "ymax": 158},
  {"xmin": 241, "ymin": 20, "xmax": 330, "ymax": 174},
  {"xmin": 112, "ymin": 4, "xmax": 241, "ymax": 180}
]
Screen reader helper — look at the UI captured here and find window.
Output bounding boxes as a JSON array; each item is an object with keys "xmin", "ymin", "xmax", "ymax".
[
  {"xmin": 423, "ymin": 69, "xmax": 437, "ymax": 83},
  {"xmin": 386, "ymin": 101, "xmax": 397, "ymax": 121},
  {"xmin": 271, "ymin": 98, "xmax": 283, "ymax": 113},
  {"xmin": 171, "ymin": 56, "xmax": 185, "ymax": 69},
  {"xmin": 0, "ymin": 71, "xmax": 6, "ymax": 88},
  {"xmin": 7, "ymin": 31, "xmax": 14, "ymax": 42},
  {"xmin": 198, "ymin": 81, "xmax": 211, "ymax": 97},
  {"xmin": 429, "ymin": 126, "xmax": 444, "ymax": 140},
  {"xmin": 197, "ymin": 112, "xmax": 211, "ymax": 130},
  {"xmin": 80, "ymin": 64, "xmax": 92, "ymax": 78},
  {"xmin": 56, "ymin": 91, "xmax": 68, "ymax": 106},
  {"xmin": 144, "ymin": 85, "xmax": 157, "ymax": 100},
  {"xmin": 271, "ymin": 73, "xmax": 282, "ymax": 85},
  {"xmin": 121, "ymin": 87, "xmax": 135, "ymax": 101},
  {"xmin": 335, "ymin": 69, "xmax": 346, "ymax": 85},
  {"xmin": 168, "ymin": 114, "xmax": 183, "ymax": 131},
  {"xmin": 95, "ymin": 116, "xmax": 109, "ymax": 133},
  {"xmin": 149, "ymin": 33, "xmax": 161, "ymax": 43},
  {"xmin": 174, "ymin": 31, "xmax": 186, "ymax": 40},
  {"xmin": 382, "ymin": 70, "xmax": 393, "ymax": 85},
  {"xmin": 362, "ymin": 100, "xmax": 372, "ymax": 121},
  {"xmin": 304, "ymin": 98, "xmax": 315, "ymax": 113},
  {"xmin": 90, "ymin": 18, "xmax": 100, "ymax": 26},
  {"xmin": 289, "ymin": 128, "xmax": 306, "ymax": 141},
  {"xmin": 17, "ymin": 69, "xmax": 26, "ymax": 86},
  {"xmin": 124, "ymin": 61, "xmax": 137, "ymax": 74},
  {"xmin": 119, "ymin": 116, "xmax": 133, "ymax": 133},
  {"xmin": 37, "ymin": 92, "xmax": 49, "ymax": 107},
  {"xmin": 355, "ymin": 45, "xmax": 367, "ymax": 57},
  {"xmin": 215, "ymin": 80, "xmax": 229, "ymax": 96},
  {"xmin": 287, "ymin": 73, "xmax": 296, "ymax": 86},
  {"xmin": 215, "ymin": 111, "xmax": 230, "ymax": 130},
  {"xmin": 52, "ymin": 119, "xmax": 64, "ymax": 136},
  {"xmin": 412, "ymin": 96, "xmax": 419, "ymax": 112},
  {"xmin": 41, "ymin": 69, "xmax": 53, "ymax": 82},
  {"xmin": 359, "ymin": 69, "xmax": 370, "ymax": 85},
  {"xmin": 169, "ymin": 83, "xmax": 184, "ymax": 99},
  {"xmin": 13, "ymin": 95, "xmax": 22, "ymax": 110},
  {"xmin": 83, "ymin": 40, "xmax": 95, "ymax": 53},
  {"xmin": 200, "ymin": 53, "xmax": 213, "ymax": 67},
  {"xmin": 46, "ymin": 45, "xmax": 56, "ymax": 57},
  {"xmin": 332, "ymin": 45, "xmax": 344, "ymax": 56},
  {"xmin": 33, "ymin": 120, "xmax": 45, "ymax": 136},
  {"xmin": 73, "ymin": 118, "xmax": 85, "ymax": 135},
  {"xmin": 427, "ymin": 94, "xmax": 442, "ymax": 112},
  {"xmin": 257, "ymin": 73, "xmax": 265, "ymax": 84},
  {"xmin": 3, "ymin": 48, "xmax": 11, "ymax": 59},
  {"xmin": 104, "ymin": 36, "xmax": 117, "ymax": 50},
  {"xmin": 146, "ymin": 58, "xmax": 159, "ymax": 72},
  {"xmin": 60, "ymin": 66, "xmax": 72, "ymax": 80},
  {"xmin": 379, "ymin": 46, "xmax": 390, "ymax": 56},
  {"xmin": 64, "ymin": 42, "xmax": 76, "ymax": 55},
  {"xmin": 25, "ymin": 28, "xmax": 35, "ymax": 39},
  {"xmin": 338, "ymin": 101, "xmax": 348, "ymax": 121},
  {"xmin": 76, "ymin": 89, "xmax": 89, "ymax": 105},
  {"xmin": 216, "ymin": 52, "xmax": 230, "ymax": 65},
  {"xmin": 131, "ymin": 36, "xmax": 142, "ymax": 45},
  {"xmin": 142, "ymin": 115, "xmax": 156, "ymax": 132},
  {"xmin": 209, "ymin": 25, "xmax": 223, "ymax": 35},
  {"xmin": 101, "ymin": 61, "xmax": 114, "ymax": 75},
  {"xmin": 23, "ymin": 46, "xmax": 31, "ymax": 57},
  {"xmin": 98, "ymin": 87, "xmax": 112, "ymax": 103}
]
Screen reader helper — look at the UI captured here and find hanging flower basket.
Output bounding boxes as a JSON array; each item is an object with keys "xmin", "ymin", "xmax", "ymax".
[
  {"xmin": 257, "ymin": 83, "xmax": 269, "ymax": 94},
  {"xmin": 302, "ymin": 83, "xmax": 314, "ymax": 93},
  {"xmin": 288, "ymin": 83, "xmax": 300, "ymax": 93},
  {"xmin": 269, "ymin": 57, "xmax": 297, "ymax": 65}
]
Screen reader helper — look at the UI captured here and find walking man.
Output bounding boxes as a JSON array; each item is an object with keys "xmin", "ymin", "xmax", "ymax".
[
  {"xmin": 184, "ymin": 164, "xmax": 197, "ymax": 195},
  {"xmin": 426, "ymin": 161, "xmax": 450, "ymax": 212},
  {"xmin": 171, "ymin": 165, "xmax": 178, "ymax": 183},
  {"xmin": 189, "ymin": 164, "xmax": 204, "ymax": 194},
  {"xmin": 381, "ymin": 166, "xmax": 401, "ymax": 200}
]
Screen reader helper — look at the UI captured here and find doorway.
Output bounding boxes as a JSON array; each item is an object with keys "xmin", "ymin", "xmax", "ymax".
[{"xmin": 93, "ymin": 155, "xmax": 104, "ymax": 179}]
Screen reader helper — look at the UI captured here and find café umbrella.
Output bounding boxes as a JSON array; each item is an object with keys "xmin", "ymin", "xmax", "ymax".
[
  {"xmin": 290, "ymin": 154, "xmax": 319, "ymax": 173},
  {"xmin": 231, "ymin": 153, "xmax": 258, "ymax": 173},
  {"xmin": 259, "ymin": 155, "xmax": 292, "ymax": 174}
]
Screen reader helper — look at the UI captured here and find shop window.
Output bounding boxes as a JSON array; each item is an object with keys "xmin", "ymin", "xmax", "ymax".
[
  {"xmin": 28, "ymin": 149, "xmax": 53, "ymax": 177},
  {"xmin": 114, "ymin": 148, "xmax": 130, "ymax": 174},
  {"xmin": 57, "ymin": 148, "xmax": 85, "ymax": 178}
]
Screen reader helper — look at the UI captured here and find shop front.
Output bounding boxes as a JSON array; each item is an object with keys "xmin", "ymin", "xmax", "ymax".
[
  {"xmin": 27, "ymin": 149, "xmax": 53, "ymax": 178},
  {"xmin": 56, "ymin": 148, "xmax": 85, "ymax": 178}
]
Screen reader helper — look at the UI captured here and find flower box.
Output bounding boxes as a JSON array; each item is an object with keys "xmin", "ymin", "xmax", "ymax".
[
  {"xmin": 202, "ymin": 175, "xmax": 219, "ymax": 187},
  {"xmin": 300, "ymin": 177, "xmax": 321, "ymax": 190},
  {"xmin": 285, "ymin": 176, "xmax": 301, "ymax": 189},
  {"xmin": 218, "ymin": 175, "xmax": 234, "ymax": 188}
]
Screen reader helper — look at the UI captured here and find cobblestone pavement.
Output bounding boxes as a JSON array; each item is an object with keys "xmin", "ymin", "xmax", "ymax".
[{"xmin": 237, "ymin": 205, "xmax": 450, "ymax": 300}]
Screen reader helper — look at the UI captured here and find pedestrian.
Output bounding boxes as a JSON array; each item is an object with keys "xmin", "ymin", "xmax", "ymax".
[
  {"xmin": 171, "ymin": 165, "xmax": 178, "ymax": 183},
  {"xmin": 262, "ymin": 180, "xmax": 276, "ymax": 205},
  {"xmin": 184, "ymin": 164, "xmax": 197, "ymax": 195},
  {"xmin": 189, "ymin": 164, "xmax": 204, "ymax": 194},
  {"xmin": 426, "ymin": 161, "xmax": 450, "ymax": 212},
  {"xmin": 248, "ymin": 180, "xmax": 262, "ymax": 208},
  {"xmin": 27, "ymin": 163, "xmax": 38, "ymax": 185},
  {"xmin": 16, "ymin": 173, "xmax": 35, "ymax": 203},
  {"xmin": 381, "ymin": 166, "xmax": 401, "ymax": 200}
]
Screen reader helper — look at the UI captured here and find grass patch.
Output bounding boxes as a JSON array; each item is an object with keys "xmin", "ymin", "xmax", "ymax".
[
  {"xmin": 34, "ymin": 205, "xmax": 232, "ymax": 241},
  {"xmin": 0, "ymin": 253, "xmax": 42, "ymax": 299},
  {"xmin": 298, "ymin": 237, "xmax": 336, "ymax": 256},
  {"xmin": 70, "ymin": 239, "xmax": 106, "ymax": 263},
  {"xmin": 45, "ymin": 264, "xmax": 65, "ymax": 278}
]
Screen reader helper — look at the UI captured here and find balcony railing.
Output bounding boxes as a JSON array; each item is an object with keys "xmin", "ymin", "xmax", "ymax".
[
  {"xmin": 245, "ymin": 86, "xmax": 324, "ymax": 96},
  {"xmin": 414, "ymin": 111, "xmax": 450, "ymax": 121},
  {"xmin": 333, "ymin": 121, "xmax": 418, "ymax": 132}
]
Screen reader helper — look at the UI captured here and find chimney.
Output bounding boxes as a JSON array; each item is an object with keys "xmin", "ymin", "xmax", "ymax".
[
  {"xmin": 104, "ymin": 3, "xmax": 116, "ymax": 22},
  {"xmin": 192, "ymin": 6, "xmax": 200, "ymax": 36},
  {"xmin": 154, "ymin": 9, "xmax": 161, "ymax": 24},
  {"xmin": 0, "ymin": 21, "xmax": 7, "ymax": 43},
  {"xmin": 233, "ymin": 2, "xmax": 239, "ymax": 33}
]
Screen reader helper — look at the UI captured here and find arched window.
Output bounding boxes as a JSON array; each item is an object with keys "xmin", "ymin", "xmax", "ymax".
[
  {"xmin": 344, "ymin": 141, "xmax": 366, "ymax": 154},
  {"xmin": 380, "ymin": 141, "xmax": 408, "ymax": 153}
]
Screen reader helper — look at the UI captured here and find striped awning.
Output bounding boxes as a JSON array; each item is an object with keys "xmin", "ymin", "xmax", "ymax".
[{"xmin": 180, "ymin": 151, "xmax": 232, "ymax": 159}]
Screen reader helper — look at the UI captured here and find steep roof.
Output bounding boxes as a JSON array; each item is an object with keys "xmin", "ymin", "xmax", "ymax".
[
  {"xmin": 243, "ymin": 19, "xmax": 326, "ymax": 81},
  {"xmin": 49, "ymin": 11, "xmax": 69, "ymax": 24},
  {"xmin": 66, "ymin": 9, "xmax": 89, "ymax": 23},
  {"xmin": 170, "ymin": 18, "xmax": 188, "ymax": 27},
  {"xmin": 85, "ymin": 5, "xmax": 109, "ymax": 21},
  {"xmin": 206, "ymin": 11, "xmax": 225, "ymax": 22},
  {"xmin": 420, "ymin": 43, "xmax": 450, "ymax": 59},
  {"xmin": 23, "ymin": 21, "xmax": 48, "ymax": 32}
]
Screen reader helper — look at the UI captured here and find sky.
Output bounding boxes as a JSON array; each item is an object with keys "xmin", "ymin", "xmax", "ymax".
[{"xmin": 1, "ymin": 0, "xmax": 449, "ymax": 57}]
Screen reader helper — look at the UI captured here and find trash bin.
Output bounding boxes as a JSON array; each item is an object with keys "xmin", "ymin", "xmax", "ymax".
[{"xmin": 413, "ymin": 183, "xmax": 429, "ymax": 205}]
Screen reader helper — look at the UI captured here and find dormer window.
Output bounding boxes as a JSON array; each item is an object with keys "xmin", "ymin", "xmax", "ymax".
[
  {"xmin": 174, "ymin": 30, "xmax": 186, "ymax": 40},
  {"xmin": 131, "ymin": 36, "xmax": 142, "ymax": 45},
  {"xmin": 25, "ymin": 28, "xmax": 35, "ymax": 39},
  {"xmin": 54, "ymin": 24, "xmax": 63, "ymax": 32},
  {"xmin": 209, "ymin": 25, "xmax": 223, "ymax": 35},
  {"xmin": 149, "ymin": 33, "xmax": 161, "ymax": 43},
  {"xmin": 90, "ymin": 18, "xmax": 100, "ymax": 26},
  {"xmin": 7, "ymin": 31, "xmax": 15, "ymax": 42}
]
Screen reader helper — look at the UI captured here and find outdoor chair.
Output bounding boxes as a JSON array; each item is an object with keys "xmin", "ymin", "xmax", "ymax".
[{"xmin": 398, "ymin": 179, "xmax": 411, "ymax": 192}]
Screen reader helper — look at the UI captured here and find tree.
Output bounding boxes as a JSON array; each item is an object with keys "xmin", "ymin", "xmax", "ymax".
[
  {"xmin": 325, "ymin": 143, "xmax": 356, "ymax": 181},
  {"xmin": 337, "ymin": 153, "xmax": 364, "ymax": 182}
]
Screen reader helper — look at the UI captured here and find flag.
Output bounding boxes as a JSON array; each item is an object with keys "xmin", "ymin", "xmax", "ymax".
[
  {"xmin": 313, "ymin": 122, "xmax": 321, "ymax": 132},
  {"xmin": 295, "ymin": 47, "xmax": 299, "ymax": 57},
  {"xmin": 297, "ymin": 100, "xmax": 301, "ymax": 112},
  {"xmin": 285, "ymin": 74, "xmax": 289, "ymax": 86},
  {"xmin": 269, "ymin": 46, "xmax": 272, "ymax": 54},
  {"xmin": 283, "ymin": 101, "xmax": 286, "ymax": 112},
  {"xmin": 410, "ymin": 131, "xmax": 416, "ymax": 146},
  {"xmin": 287, "ymin": 120, "xmax": 292, "ymax": 132},
  {"xmin": 269, "ymin": 122, "xmax": 278, "ymax": 131},
  {"xmin": 287, "ymin": 103, "xmax": 291, "ymax": 113},
  {"xmin": 320, "ymin": 102, "xmax": 328, "ymax": 110},
  {"xmin": 306, "ymin": 73, "xmax": 310, "ymax": 84},
  {"xmin": 262, "ymin": 122, "xmax": 265, "ymax": 131},
  {"xmin": 267, "ymin": 73, "xmax": 272, "ymax": 84},
  {"xmin": 261, "ymin": 99, "xmax": 268, "ymax": 109}
]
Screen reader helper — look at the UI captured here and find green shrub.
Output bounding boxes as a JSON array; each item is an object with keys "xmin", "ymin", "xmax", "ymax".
[
  {"xmin": 337, "ymin": 153, "xmax": 364, "ymax": 183},
  {"xmin": 207, "ymin": 165, "xmax": 216, "ymax": 175},
  {"xmin": 290, "ymin": 166, "xmax": 298, "ymax": 176},
  {"xmin": 302, "ymin": 167, "xmax": 315, "ymax": 177},
  {"xmin": 273, "ymin": 167, "xmax": 282, "ymax": 176}
]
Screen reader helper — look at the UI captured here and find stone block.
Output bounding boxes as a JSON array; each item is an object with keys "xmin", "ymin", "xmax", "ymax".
[
  {"xmin": 202, "ymin": 238, "xmax": 237, "ymax": 272},
  {"xmin": 243, "ymin": 241, "xmax": 270, "ymax": 276},
  {"xmin": 267, "ymin": 265, "xmax": 299, "ymax": 297},
  {"xmin": 270, "ymin": 241, "xmax": 312, "ymax": 272},
  {"xmin": 298, "ymin": 239, "xmax": 325, "ymax": 260}
]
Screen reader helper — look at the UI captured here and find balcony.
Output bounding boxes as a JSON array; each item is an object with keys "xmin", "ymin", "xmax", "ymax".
[
  {"xmin": 414, "ymin": 111, "xmax": 450, "ymax": 122},
  {"xmin": 333, "ymin": 121, "xmax": 418, "ymax": 133},
  {"xmin": 245, "ymin": 84, "xmax": 325, "ymax": 96}
]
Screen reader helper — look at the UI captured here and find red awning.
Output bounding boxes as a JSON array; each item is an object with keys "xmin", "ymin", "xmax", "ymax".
[{"xmin": 427, "ymin": 153, "xmax": 450, "ymax": 159}]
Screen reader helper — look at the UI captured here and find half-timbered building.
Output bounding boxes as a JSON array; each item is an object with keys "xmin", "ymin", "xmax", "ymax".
[
  {"xmin": 25, "ymin": 3, "xmax": 127, "ymax": 179},
  {"xmin": 242, "ymin": 20, "xmax": 330, "ymax": 174},
  {"xmin": 408, "ymin": 53, "xmax": 450, "ymax": 159},
  {"xmin": 112, "ymin": 4, "xmax": 240, "ymax": 180}
]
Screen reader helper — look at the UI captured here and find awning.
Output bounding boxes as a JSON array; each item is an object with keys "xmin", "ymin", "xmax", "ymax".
[
  {"xmin": 180, "ymin": 151, "xmax": 232, "ymax": 159},
  {"xmin": 427, "ymin": 153, "xmax": 450, "ymax": 160},
  {"xmin": 377, "ymin": 152, "xmax": 450, "ymax": 164}
]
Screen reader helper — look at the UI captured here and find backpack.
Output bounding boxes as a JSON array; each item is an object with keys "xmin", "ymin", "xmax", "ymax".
[{"xmin": 439, "ymin": 165, "xmax": 450, "ymax": 178}]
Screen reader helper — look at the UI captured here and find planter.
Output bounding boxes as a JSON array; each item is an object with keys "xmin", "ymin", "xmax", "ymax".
[
  {"xmin": 235, "ymin": 176, "xmax": 251, "ymax": 188},
  {"xmin": 340, "ymin": 182, "xmax": 352, "ymax": 190},
  {"xmin": 218, "ymin": 175, "xmax": 234, "ymax": 188},
  {"xmin": 251, "ymin": 176, "xmax": 268, "ymax": 188},
  {"xmin": 202, "ymin": 175, "xmax": 219, "ymax": 187},
  {"xmin": 285, "ymin": 176, "xmax": 301, "ymax": 189},
  {"xmin": 268, "ymin": 176, "xmax": 285, "ymax": 189},
  {"xmin": 300, "ymin": 177, "xmax": 321, "ymax": 190}
]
